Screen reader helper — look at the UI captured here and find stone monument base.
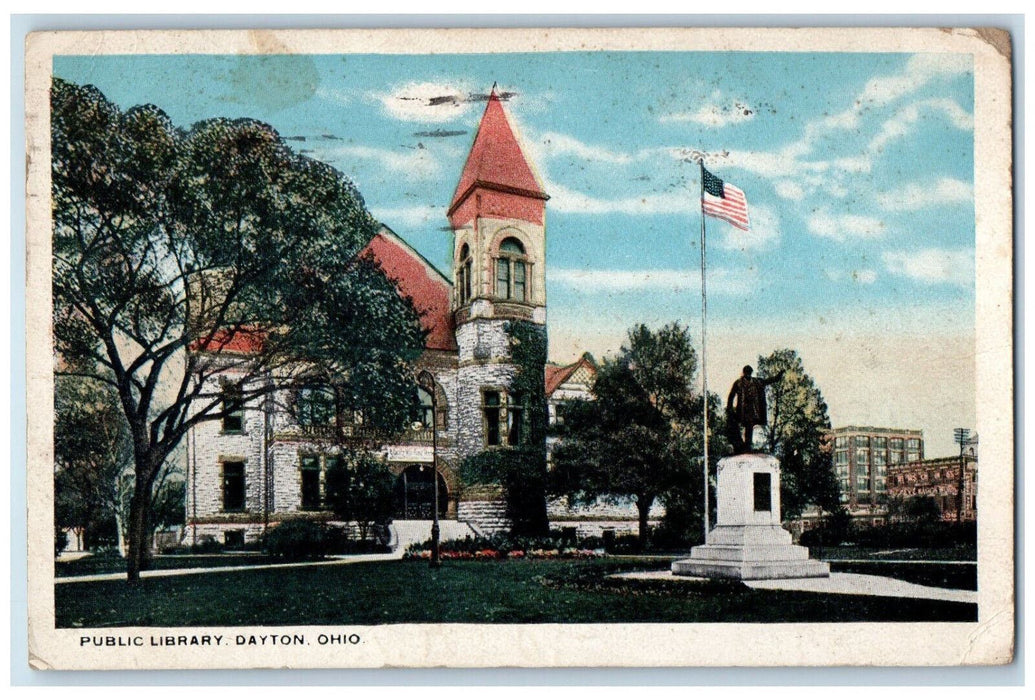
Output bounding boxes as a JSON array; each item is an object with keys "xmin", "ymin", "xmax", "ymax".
[
  {"xmin": 671, "ymin": 524, "xmax": 830, "ymax": 580},
  {"xmin": 671, "ymin": 453, "xmax": 830, "ymax": 581}
]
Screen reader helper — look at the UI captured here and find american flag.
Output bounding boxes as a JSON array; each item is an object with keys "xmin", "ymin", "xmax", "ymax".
[{"xmin": 701, "ymin": 166, "xmax": 750, "ymax": 231}]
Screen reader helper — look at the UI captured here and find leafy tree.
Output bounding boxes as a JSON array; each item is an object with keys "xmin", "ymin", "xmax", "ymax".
[
  {"xmin": 551, "ymin": 323, "xmax": 715, "ymax": 549},
  {"xmin": 886, "ymin": 494, "xmax": 942, "ymax": 525},
  {"xmin": 54, "ymin": 372, "xmax": 131, "ymax": 551},
  {"xmin": 756, "ymin": 349, "xmax": 840, "ymax": 519},
  {"xmin": 52, "ymin": 78, "xmax": 425, "ymax": 580},
  {"xmin": 324, "ymin": 452, "xmax": 396, "ymax": 543}
]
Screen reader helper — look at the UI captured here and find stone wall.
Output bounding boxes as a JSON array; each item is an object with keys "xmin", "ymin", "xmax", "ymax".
[{"xmin": 454, "ymin": 319, "xmax": 519, "ymax": 457}]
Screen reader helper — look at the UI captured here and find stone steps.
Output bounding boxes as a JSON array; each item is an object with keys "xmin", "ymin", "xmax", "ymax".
[{"xmin": 389, "ymin": 519, "xmax": 478, "ymax": 552}]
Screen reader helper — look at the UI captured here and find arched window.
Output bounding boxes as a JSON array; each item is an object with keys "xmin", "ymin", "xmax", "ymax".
[
  {"xmin": 495, "ymin": 237, "xmax": 527, "ymax": 301},
  {"xmin": 456, "ymin": 243, "xmax": 472, "ymax": 304},
  {"xmin": 417, "ymin": 385, "xmax": 435, "ymax": 429}
]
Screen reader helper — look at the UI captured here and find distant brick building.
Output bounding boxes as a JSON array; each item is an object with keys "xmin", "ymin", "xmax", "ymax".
[
  {"xmin": 829, "ymin": 426, "xmax": 923, "ymax": 503},
  {"xmin": 887, "ymin": 455, "xmax": 978, "ymax": 522}
]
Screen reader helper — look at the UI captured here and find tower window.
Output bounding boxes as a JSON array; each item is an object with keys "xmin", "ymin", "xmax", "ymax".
[
  {"xmin": 495, "ymin": 237, "xmax": 527, "ymax": 302},
  {"xmin": 507, "ymin": 391, "xmax": 524, "ymax": 445},
  {"xmin": 457, "ymin": 243, "xmax": 472, "ymax": 304},
  {"xmin": 483, "ymin": 390, "xmax": 524, "ymax": 447},
  {"xmin": 483, "ymin": 391, "xmax": 502, "ymax": 446}
]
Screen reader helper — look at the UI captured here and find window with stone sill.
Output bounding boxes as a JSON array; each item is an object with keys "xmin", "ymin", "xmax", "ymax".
[
  {"xmin": 417, "ymin": 385, "xmax": 435, "ymax": 429},
  {"xmin": 221, "ymin": 385, "xmax": 245, "ymax": 433},
  {"xmin": 300, "ymin": 455, "xmax": 322, "ymax": 510},
  {"xmin": 482, "ymin": 390, "xmax": 524, "ymax": 447},
  {"xmin": 222, "ymin": 460, "xmax": 246, "ymax": 512}
]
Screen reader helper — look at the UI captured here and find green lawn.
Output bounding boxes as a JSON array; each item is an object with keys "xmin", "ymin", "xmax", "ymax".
[
  {"xmin": 827, "ymin": 561, "xmax": 976, "ymax": 590},
  {"xmin": 55, "ymin": 557, "xmax": 976, "ymax": 628},
  {"xmin": 814, "ymin": 545, "xmax": 977, "ymax": 562},
  {"xmin": 55, "ymin": 553, "xmax": 274, "ymax": 578}
]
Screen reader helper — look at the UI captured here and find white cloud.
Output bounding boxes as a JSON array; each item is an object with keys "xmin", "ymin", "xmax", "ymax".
[
  {"xmin": 660, "ymin": 102, "xmax": 755, "ymax": 128},
  {"xmin": 868, "ymin": 98, "xmax": 974, "ymax": 153},
  {"xmin": 877, "ymin": 177, "xmax": 974, "ymax": 211},
  {"xmin": 368, "ymin": 204, "xmax": 446, "ymax": 228},
  {"xmin": 774, "ymin": 180, "xmax": 806, "ymax": 201},
  {"xmin": 807, "ymin": 211, "xmax": 886, "ymax": 241},
  {"xmin": 883, "ymin": 247, "xmax": 974, "ymax": 287},
  {"xmin": 372, "ymin": 81, "xmax": 474, "ymax": 123},
  {"xmin": 314, "ymin": 86, "xmax": 351, "ymax": 106},
  {"xmin": 715, "ymin": 204, "xmax": 780, "ymax": 252},
  {"xmin": 545, "ymin": 180, "xmax": 693, "ymax": 215},
  {"xmin": 321, "ymin": 144, "xmax": 442, "ymax": 179},
  {"xmin": 859, "ymin": 53, "xmax": 972, "ymax": 107},
  {"xmin": 549, "ymin": 266, "xmax": 757, "ymax": 296},
  {"xmin": 537, "ymin": 132, "xmax": 633, "ymax": 164}
]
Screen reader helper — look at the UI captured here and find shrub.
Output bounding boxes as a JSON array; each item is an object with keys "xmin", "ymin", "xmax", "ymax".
[
  {"xmin": 55, "ymin": 528, "xmax": 69, "ymax": 557},
  {"xmin": 160, "ymin": 544, "xmax": 190, "ymax": 555},
  {"xmin": 190, "ymin": 536, "xmax": 225, "ymax": 554},
  {"xmin": 800, "ymin": 518, "xmax": 977, "ymax": 550},
  {"xmin": 262, "ymin": 520, "xmax": 344, "ymax": 561}
]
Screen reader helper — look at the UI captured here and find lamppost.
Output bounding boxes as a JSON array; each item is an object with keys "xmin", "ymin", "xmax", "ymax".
[
  {"xmin": 953, "ymin": 428, "xmax": 971, "ymax": 524},
  {"xmin": 418, "ymin": 370, "xmax": 441, "ymax": 568}
]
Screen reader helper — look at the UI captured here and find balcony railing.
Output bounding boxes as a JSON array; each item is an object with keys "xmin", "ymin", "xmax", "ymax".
[{"xmin": 285, "ymin": 423, "xmax": 434, "ymax": 443}]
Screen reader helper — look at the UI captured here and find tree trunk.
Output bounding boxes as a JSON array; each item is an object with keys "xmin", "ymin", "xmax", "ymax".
[
  {"xmin": 125, "ymin": 470, "xmax": 155, "ymax": 582},
  {"xmin": 636, "ymin": 497, "xmax": 653, "ymax": 552}
]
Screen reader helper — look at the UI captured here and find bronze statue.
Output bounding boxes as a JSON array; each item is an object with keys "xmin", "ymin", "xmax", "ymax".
[{"xmin": 726, "ymin": 365, "xmax": 784, "ymax": 454}]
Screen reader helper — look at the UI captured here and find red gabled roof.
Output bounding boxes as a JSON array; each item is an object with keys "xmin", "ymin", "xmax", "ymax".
[
  {"xmin": 190, "ymin": 327, "xmax": 267, "ymax": 355},
  {"xmin": 545, "ymin": 352, "xmax": 597, "ymax": 397},
  {"xmin": 448, "ymin": 87, "xmax": 547, "ymax": 215},
  {"xmin": 361, "ymin": 226, "xmax": 457, "ymax": 351}
]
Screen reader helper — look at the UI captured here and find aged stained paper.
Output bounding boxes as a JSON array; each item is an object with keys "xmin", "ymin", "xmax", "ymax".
[{"xmin": 25, "ymin": 27, "xmax": 1013, "ymax": 669}]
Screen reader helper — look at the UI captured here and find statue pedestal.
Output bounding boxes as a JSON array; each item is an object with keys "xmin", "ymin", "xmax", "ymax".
[{"xmin": 671, "ymin": 454, "xmax": 830, "ymax": 580}]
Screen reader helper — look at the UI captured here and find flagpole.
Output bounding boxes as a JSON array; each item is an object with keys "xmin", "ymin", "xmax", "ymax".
[{"xmin": 699, "ymin": 159, "xmax": 710, "ymax": 539}]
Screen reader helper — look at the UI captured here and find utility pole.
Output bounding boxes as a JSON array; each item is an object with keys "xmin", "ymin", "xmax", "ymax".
[
  {"xmin": 419, "ymin": 370, "xmax": 441, "ymax": 568},
  {"xmin": 953, "ymin": 428, "xmax": 971, "ymax": 523}
]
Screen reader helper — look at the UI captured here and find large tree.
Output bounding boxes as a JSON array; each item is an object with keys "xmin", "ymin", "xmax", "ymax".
[
  {"xmin": 52, "ymin": 78, "xmax": 425, "ymax": 580},
  {"xmin": 54, "ymin": 372, "xmax": 131, "ymax": 551},
  {"xmin": 551, "ymin": 323, "xmax": 710, "ymax": 549},
  {"xmin": 756, "ymin": 349, "xmax": 840, "ymax": 518}
]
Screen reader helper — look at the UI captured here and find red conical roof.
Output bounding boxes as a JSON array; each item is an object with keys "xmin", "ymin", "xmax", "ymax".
[{"xmin": 448, "ymin": 88, "xmax": 547, "ymax": 216}]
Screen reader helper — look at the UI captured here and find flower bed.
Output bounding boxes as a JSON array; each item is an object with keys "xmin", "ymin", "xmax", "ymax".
[{"xmin": 404, "ymin": 547, "xmax": 604, "ymax": 560}]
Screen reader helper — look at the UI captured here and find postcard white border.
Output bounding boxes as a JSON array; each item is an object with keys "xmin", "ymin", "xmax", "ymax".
[{"xmin": 24, "ymin": 26, "xmax": 1015, "ymax": 670}]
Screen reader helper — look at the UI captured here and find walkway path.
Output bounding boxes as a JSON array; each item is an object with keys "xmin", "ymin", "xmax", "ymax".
[
  {"xmin": 55, "ymin": 519, "xmax": 478, "ymax": 585},
  {"xmin": 55, "ymin": 552, "xmax": 400, "ymax": 585},
  {"xmin": 610, "ymin": 570, "xmax": 977, "ymax": 604}
]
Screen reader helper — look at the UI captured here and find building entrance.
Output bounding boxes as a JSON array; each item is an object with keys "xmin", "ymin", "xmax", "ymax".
[{"xmin": 394, "ymin": 464, "xmax": 448, "ymax": 519}]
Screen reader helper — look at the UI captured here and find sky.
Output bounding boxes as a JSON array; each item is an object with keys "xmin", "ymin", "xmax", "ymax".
[{"xmin": 53, "ymin": 50, "xmax": 976, "ymax": 457}]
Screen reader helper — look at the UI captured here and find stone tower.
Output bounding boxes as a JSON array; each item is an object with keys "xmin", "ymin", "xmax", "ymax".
[{"xmin": 447, "ymin": 87, "xmax": 549, "ymax": 457}]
